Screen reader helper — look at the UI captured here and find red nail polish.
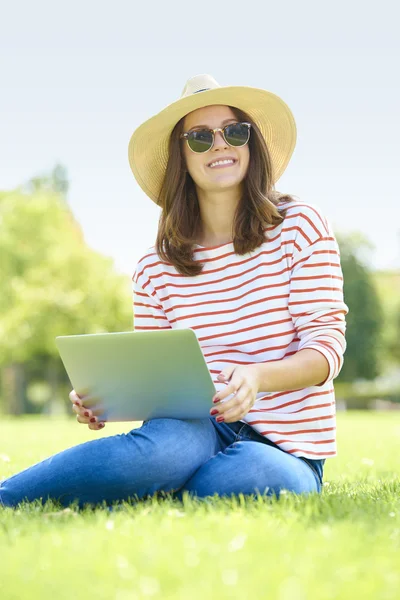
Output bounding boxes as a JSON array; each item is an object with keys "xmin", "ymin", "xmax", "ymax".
[
  {"xmin": 210, "ymin": 409, "xmax": 219, "ymax": 416},
  {"xmin": 216, "ymin": 416, "xmax": 225, "ymax": 423},
  {"xmin": 84, "ymin": 412, "xmax": 90, "ymax": 417},
  {"xmin": 213, "ymin": 397, "xmax": 220, "ymax": 404},
  {"xmin": 90, "ymin": 417, "xmax": 97, "ymax": 423}
]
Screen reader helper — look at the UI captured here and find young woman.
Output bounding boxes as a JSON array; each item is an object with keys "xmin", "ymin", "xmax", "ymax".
[{"xmin": 0, "ymin": 75, "xmax": 348, "ymax": 509}]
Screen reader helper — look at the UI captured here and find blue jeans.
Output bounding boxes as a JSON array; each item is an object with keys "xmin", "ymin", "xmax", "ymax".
[{"xmin": 0, "ymin": 418, "xmax": 324, "ymax": 509}]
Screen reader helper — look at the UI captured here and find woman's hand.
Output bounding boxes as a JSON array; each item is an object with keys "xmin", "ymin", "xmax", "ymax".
[
  {"xmin": 69, "ymin": 390, "xmax": 106, "ymax": 431},
  {"xmin": 209, "ymin": 364, "xmax": 261, "ymax": 423}
]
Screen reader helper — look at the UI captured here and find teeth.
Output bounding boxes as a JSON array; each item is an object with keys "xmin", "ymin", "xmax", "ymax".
[{"xmin": 209, "ymin": 159, "xmax": 235, "ymax": 168}]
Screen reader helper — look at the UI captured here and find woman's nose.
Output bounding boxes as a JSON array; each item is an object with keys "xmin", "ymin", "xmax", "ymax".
[{"xmin": 213, "ymin": 129, "xmax": 228, "ymax": 149}]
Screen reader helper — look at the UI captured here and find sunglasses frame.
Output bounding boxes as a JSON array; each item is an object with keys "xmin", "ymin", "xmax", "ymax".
[{"xmin": 180, "ymin": 122, "xmax": 251, "ymax": 154}]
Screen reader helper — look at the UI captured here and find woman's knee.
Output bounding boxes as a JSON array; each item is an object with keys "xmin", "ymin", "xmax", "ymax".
[
  {"xmin": 245, "ymin": 442, "xmax": 321, "ymax": 495},
  {"xmin": 178, "ymin": 441, "xmax": 320, "ymax": 499}
]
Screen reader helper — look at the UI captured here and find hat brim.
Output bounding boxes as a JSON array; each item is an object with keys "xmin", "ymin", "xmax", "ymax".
[{"xmin": 128, "ymin": 85, "xmax": 297, "ymax": 204}]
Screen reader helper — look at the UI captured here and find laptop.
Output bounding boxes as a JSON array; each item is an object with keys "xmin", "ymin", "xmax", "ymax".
[{"xmin": 55, "ymin": 328, "xmax": 217, "ymax": 422}]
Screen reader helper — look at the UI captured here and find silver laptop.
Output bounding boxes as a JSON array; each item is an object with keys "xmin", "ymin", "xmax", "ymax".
[{"xmin": 56, "ymin": 329, "xmax": 217, "ymax": 422}]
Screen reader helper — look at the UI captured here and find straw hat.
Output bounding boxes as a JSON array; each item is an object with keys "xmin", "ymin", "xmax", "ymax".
[{"xmin": 128, "ymin": 74, "xmax": 297, "ymax": 205}]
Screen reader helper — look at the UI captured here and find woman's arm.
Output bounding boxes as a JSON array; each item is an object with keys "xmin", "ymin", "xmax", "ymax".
[
  {"xmin": 212, "ymin": 206, "xmax": 348, "ymax": 422},
  {"xmin": 250, "ymin": 348, "xmax": 330, "ymax": 393},
  {"xmin": 234, "ymin": 212, "xmax": 348, "ymax": 396}
]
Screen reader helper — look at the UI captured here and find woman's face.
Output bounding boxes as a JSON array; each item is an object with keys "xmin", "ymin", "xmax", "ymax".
[{"xmin": 182, "ymin": 105, "xmax": 250, "ymax": 194}]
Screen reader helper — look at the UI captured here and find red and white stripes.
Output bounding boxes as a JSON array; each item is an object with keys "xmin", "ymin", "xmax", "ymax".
[{"xmin": 132, "ymin": 201, "xmax": 348, "ymax": 459}]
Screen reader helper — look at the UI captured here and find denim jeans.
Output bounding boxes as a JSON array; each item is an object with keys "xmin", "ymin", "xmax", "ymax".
[{"xmin": 0, "ymin": 417, "xmax": 324, "ymax": 509}]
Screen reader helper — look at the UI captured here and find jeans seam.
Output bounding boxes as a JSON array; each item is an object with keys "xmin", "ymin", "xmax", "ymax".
[{"xmin": 234, "ymin": 424, "xmax": 248, "ymax": 442}]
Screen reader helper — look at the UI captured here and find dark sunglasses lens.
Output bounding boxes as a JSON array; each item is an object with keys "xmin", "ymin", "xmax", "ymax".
[
  {"xmin": 188, "ymin": 130, "xmax": 213, "ymax": 152},
  {"xmin": 224, "ymin": 123, "xmax": 250, "ymax": 147}
]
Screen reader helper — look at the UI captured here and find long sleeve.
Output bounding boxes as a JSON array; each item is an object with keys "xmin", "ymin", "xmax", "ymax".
[
  {"xmin": 288, "ymin": 230, "xmax": 348, "ymax": 385},
  {"xmin": 132, "ymin": 271, "xmax": 171, "ymax": 331}
]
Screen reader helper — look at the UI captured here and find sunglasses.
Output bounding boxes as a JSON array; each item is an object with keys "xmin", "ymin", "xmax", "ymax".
[{"xmin": 180, "ymin": 122, "xmax": 251, "ymax": 153}]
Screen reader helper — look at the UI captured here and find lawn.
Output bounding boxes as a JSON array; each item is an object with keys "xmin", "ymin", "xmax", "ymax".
[{"xmin": 1, "ymin": 412, "xmax": 399, "ymax": 600}]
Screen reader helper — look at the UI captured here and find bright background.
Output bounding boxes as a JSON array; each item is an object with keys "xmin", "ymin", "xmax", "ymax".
[{"xmin": 1, "ymin": 0, "xmax": 399, "ymax": 275}]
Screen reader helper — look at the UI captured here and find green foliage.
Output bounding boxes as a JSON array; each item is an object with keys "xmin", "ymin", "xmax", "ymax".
[
  {"xmin": 337, "ymin": 233, "xmax": 384, "ymax": 381},
  {"xmin": 392, "ymin": 308, "xmax": 400, "ymax": 362},
  {"xmin": 373, "ymin": 270, "xmax": 400, "ymax": 364},
  {"xmin": 0, "ymin": 186, "xmax": 132, "ymax": 367}
]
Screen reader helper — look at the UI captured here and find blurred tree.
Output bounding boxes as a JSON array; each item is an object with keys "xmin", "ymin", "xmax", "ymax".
[
  {"xmin": 388, "ymin": 303, "xmax": 400, "ymax": 363},
  {"xmin": 0, "ymin": 186, "xmax": 133, "ymax": 413},
  {"xmin": 372, "ymin": 270, "xmax": 400, "ymax": 366},
  {"xmin": 336, "ymin": 233, "xmax": 384, "ymax": 382},
  {"xmin": 23, "ymin": 163, "xmax": 69, "ymax": 196}
]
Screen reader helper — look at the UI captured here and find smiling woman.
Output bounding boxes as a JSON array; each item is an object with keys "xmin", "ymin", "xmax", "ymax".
[
  {"xmin": 0, "ymin": 74, "xmax": 348, "ymax": 509},
  {"xmin": 156, "ymin": 103, "xmax": 292, "ymax": 275}
]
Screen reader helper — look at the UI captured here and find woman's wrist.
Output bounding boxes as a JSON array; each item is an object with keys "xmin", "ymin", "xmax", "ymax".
[
  {"xmin": 250, "ymin": 361, "xmax": 274, "ymax": 393},
  {"xmin": 251, "ymin": 349, "xmax": 330, "ymax": 393}
]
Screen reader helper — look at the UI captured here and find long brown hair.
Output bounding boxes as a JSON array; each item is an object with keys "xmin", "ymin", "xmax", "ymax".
[{"xmin": 155, "ymin": 106, "xmax": 295, "ymax": 276}]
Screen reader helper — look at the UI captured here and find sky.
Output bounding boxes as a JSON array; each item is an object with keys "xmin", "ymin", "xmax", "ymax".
[{"xmin": 1, "ymin": 0, "xmax": 399, "ymax": 275}]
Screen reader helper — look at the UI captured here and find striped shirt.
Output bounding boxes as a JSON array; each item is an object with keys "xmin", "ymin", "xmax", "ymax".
[{"xmin": 132, "ymin": 200, "xmax": 348, "ymax": 459}]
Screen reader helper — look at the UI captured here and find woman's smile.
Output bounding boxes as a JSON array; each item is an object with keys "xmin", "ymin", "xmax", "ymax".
[{"xmin": 207, "ymin": 157, "xmax": 238, "ymax": 169}]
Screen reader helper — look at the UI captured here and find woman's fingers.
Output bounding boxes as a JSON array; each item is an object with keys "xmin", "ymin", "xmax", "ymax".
[
  {"xmin": 71, "ymin": 403, "xmax": 103, "ymax": 419},
  {"xmin": 70, "ymin": 389, "xmax": 103, "ymax": 414},
  {"xmin": 71, "ymin": 392, "xmax": 105, "ymax": 430},
  {"xmin": 75, "ymin": 412, "xmax": 105, "ymax": 430},
  {"xmin": 69, "ymin": 389, "xmax": 92, "ymax": 409},
  {"xmin": 72, "ymin": 404, "xmax": 91, "ymax": 418},
  {"xmin": 69, "ymin": 389, "xmax": 82, "ymax": 406},
  {"xmin": 76, "ymin": 413, "xmax": 89, "ymax": 424}
]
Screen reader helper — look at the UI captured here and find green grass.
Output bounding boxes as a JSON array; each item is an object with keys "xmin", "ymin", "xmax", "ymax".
[{"xmin": 1, "ymin": 412, "xmax": 400, "ymax": 600}]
